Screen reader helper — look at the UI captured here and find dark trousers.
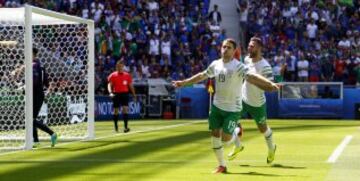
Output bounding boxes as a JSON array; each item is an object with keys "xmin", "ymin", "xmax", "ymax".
[{"xmin": 33, "ymin": 93, "xmax": 54, "ymax": 142}]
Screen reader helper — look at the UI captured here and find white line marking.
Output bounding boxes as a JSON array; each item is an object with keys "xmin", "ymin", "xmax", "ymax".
[
  {"xmin": 0, "ymin": 121, "xmax": 204, "ymax": 157},
  {"xmin": 327, "ymin": 135, "xmax": 353, "ymax": 163}
]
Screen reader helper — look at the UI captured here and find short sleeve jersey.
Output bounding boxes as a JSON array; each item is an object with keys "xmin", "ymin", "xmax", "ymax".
[
  {"xmin": 205, "ymin": 58, "xmax": 250, "ymax": 112},
  {"xmin": 107, "ymin": 71, "xmax": 133, "ymax": 93},
  {"xmin": 242, "ymin": 56, "xmax": 274, "ymax": 107}
]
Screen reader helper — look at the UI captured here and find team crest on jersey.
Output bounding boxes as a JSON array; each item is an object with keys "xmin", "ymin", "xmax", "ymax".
[{"xmin": 123, "ymin": 80, "xmax": 128, "ymax": 85}]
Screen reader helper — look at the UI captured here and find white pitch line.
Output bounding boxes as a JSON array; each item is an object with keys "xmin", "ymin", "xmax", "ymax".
[
  {"xmin": 0, "ymin": 120, "xmax": 205, "ymax": 157},
  {"xmin": 327, "ymin": 135, "xmax": 353, "ymax": 163}
]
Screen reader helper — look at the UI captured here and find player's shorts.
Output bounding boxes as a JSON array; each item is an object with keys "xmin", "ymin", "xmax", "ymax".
[
  {"xmin": 112, "ymin": 93, "xmax": 129, "ymax": 108},
  {"xmin": 241, "ymin": 101, "xmax": 267, "ymax": 125},
  {"xmin": 208, "ymin": 105, "xmax": 241, "ymax": 134}
]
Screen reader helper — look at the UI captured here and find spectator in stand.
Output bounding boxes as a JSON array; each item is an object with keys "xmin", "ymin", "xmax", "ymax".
[
  {"xmin": 309, "ymin": 60, "xmax": 321, "ymax": 82},
  {"xmin": 208, "ymin": 4, "xmax": 222, "ymax": 25},
  {"xmin": 272, "ymin": 58, "xmax": 285, "ymax": 83},
  {"xmin": 334, "ymin": 56, "xmax": 346, "ymax": 82},
  {"xmin": 149, "ymin": 55, "xmax": 161, "ymax": 78},
  {"xmin": 161, "ymin": 34, "xmax": 172, "ymax": 62},
  {"xmin": 283, "ymin": 51, "xmax": 297, "ymax": 81},
  {"xmin": 147, "ymin": 0, "xmax": 159, "ymax": 12},
  {"xmin": 321, "ymin": 57, "xmax": 335, "ymax": 82},
  {"xmin": 139, "ymin": 55, "xmax": 150, "ymax": 79},
  {"xmin": 149, "ymin": 33, "xmax": 160, "ymax": 56},
  {"xmin": 297, "ymin": 54, "xmax": 309, "ymax": 82}
]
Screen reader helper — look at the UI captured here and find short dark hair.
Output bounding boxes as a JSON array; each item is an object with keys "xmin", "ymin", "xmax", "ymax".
[
  {"xmin": 33, "ymin": 47, "xmax": 38, "ymax": 56},
  {"xmin": 250, "ymin": 36, "xmax": 263, "ymax": 47},
  {"xmin": 224, "ymin": 38, "xmax": 237, "ymax": 49}
]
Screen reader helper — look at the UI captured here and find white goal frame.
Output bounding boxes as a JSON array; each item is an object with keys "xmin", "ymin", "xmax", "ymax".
[{"xmin": 5, "ymin": 5, "xmax": 95, "ymax": 150}]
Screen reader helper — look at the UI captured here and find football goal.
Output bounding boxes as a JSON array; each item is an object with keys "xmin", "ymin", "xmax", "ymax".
[{"xmin": 0, "ymin": 5, "xmax": 94, "ymax": 150}]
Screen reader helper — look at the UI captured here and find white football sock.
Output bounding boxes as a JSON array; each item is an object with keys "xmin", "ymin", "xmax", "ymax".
[
  {"xmin": 264, "ymin": 127, "xmax": 275, "ymax": 150},
  {"xmin": 233, "ymin": 127, "xmax": 241, "ymax": 148},
  {"xmin": 212, "ymin": 136, "xmax": 225, "ymax": 166}
]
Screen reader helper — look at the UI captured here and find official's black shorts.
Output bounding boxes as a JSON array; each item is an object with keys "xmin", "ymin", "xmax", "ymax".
[{"xmin": 112, "ymin": 93, "xmax": 129, "ymax": 108}]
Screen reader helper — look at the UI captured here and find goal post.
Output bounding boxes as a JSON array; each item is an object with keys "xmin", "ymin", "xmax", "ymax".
[
  {"xmin": 0, "ymin": 5, "xmax": 95, "ymax": 151},
  {"xmin": 24, "ymin": 4, "xmax": 33, "ymax": 150}
]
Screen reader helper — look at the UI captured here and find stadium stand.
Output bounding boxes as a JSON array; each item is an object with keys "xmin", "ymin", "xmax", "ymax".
[
  {"xmin": 237, "ymin": 0, "xmax": 360, "ymax": 85},
  {"xmin": 1, "ymin": 0, "xmax": 359, "ymax": 93}
]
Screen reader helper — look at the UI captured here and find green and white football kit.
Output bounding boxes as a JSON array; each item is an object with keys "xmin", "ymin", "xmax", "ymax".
[
  {"xmin": 242, "ymin": 56, "xmax": 274, "ymax": 125},
  {"xmin": 240, "ymin": 56, "xmax": 276, "ymax": 164},
  {"xmin": 205, "ymin": 58, "xmax": 249, "ymax": 134}
]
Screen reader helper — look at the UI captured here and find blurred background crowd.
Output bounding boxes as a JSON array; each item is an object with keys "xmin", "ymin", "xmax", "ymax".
[{"xmin": 0, "ymin": 0, "xmax": 359, "ymax": 95}]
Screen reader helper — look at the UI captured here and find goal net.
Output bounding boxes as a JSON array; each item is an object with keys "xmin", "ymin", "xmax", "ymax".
[{"xmin": 0, "ymin": 5, "xmax": 94, "ymax": 150}]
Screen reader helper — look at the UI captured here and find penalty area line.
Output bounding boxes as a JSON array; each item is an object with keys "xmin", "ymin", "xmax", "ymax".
[{"xmin": 327, "ymin": 135, "xmax": 353, "ymax": 163}]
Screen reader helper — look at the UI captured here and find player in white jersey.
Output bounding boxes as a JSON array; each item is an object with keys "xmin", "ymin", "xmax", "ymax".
[
  {"xmin": 228, "ymin": 36, "xmax": 277, "ymax": 164},
  {"xmin": 172, "ymin": 39, "xmax": 279, "ymax": 174}
]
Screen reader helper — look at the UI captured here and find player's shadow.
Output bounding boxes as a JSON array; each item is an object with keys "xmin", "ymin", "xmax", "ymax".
[
  {"xmin": 239, "ymin": 163, "xmax": 306, "ymax": 169},
  {"xmin": 226, "ymin": 171, "xmax": 281, "ymax": 177},
  {"xmin": 227, "ymin": 169, "xmax": 301, "ymax": 177}
]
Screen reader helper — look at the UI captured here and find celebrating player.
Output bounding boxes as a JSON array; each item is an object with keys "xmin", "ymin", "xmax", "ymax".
[
  {"xmin": 172, "ymin": 39, "xmax": 279, "ymax": 173},
  {"xmin": 228, "ymin": 36, "xmax": 277, "ymax": 164}
]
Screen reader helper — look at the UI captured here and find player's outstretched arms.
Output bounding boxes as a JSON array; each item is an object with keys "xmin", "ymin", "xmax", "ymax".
[
  {"xmin": 172, "ymin": 72, "xmax": 208, "ymax": 88},
  {"xmin": 246, "ymin": 73, "xmax": 279, "ymax": 92}
]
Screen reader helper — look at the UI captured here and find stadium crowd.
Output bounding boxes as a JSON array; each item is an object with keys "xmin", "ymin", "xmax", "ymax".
[
  {"xmin": 237, "ymin": 0, "xmax": 360, "ymax": 85},
  {"xmin": 1, "ymin": 0, "xmax": 360, "ymax": 94},
  {"xmin": 1, "ymin": 0, "xmax": 223, "ymax": 94}
]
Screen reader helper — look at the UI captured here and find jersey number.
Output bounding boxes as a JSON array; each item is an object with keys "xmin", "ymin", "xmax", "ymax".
[
  {"xmin": 219, "ymin": 74, "xmax": 225, "ymax": 82},
  {"xmin": 228, "ymin": 121, "xmax": 236, "ymax": 131}
]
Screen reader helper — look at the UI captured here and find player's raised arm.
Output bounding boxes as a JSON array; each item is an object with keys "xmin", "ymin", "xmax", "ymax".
[
  {"xmin": 246, "ymin": 72, "xmax": 279, "ymax": 92},
  {"xmin": 172, "ymin": 71, "xmax": 208, "ymax": 88}
]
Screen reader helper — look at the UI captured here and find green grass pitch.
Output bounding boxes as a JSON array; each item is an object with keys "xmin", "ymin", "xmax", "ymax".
[{"xmin": 0, "ymin": 119, "xmax": 359, "ymax": 181}]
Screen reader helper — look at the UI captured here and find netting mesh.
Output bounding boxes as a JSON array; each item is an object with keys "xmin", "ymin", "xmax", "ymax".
[
  {"xmin": 0, "ymin": 13, "xmax": 91, "ymax": 150},
  {"xmin": 34, "ymin": 23, "xmax": 89, "ymax": 140},
  {"xmin": 0, "ymin": 21, "xmax": 26, "ymax": 149}
]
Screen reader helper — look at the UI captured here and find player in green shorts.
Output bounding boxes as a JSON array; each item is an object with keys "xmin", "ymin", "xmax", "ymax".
[
  {"xmin": 228, "ymin": 36, "xmax": 277, "ymax": 164},
  {"xmin": 173, "ymin": 39, "xmax": 279, "ymax": 174}
]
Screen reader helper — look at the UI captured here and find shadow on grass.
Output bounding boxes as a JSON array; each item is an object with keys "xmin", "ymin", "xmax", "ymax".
[
  {"xmin": 69, "ymin": 140, "xmax": 132, "ymax": 151},
  {"xmin": 226, "ymin": 171, "xmax": 282, "ymax": 177},
  {"xmin": 240, "ymin": 163, "xmax": 306, "ymax": 169},
  {"xmin": 226, "ymin": 171, "xmax": 303, "ymax": 178},
  {"xmin": 0, "ymin": 122, "xmax": 351, "ymax": 180},
  {"xmin": 0, "ymin": 130, "xmax": 211, "ymax": 180}
]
